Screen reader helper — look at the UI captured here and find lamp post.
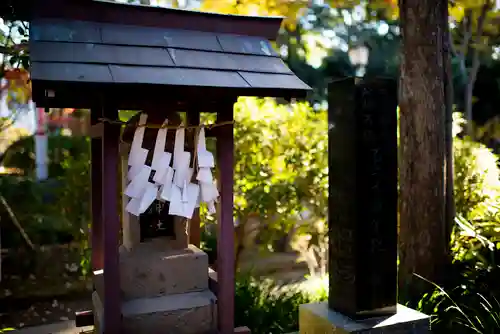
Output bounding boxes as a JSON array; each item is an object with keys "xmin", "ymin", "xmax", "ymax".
[{"xmin": 348, "ymin": 44, "xmax": 369, "ymax": 77}]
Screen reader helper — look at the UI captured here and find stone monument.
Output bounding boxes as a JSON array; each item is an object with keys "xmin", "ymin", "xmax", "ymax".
[{"xmin": 298, "ymin": 78, "xmax": 431, "ymax": 333}]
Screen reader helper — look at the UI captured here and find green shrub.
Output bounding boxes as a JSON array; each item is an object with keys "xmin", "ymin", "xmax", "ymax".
[
  {"xmin": 0, "ymin": 175, "xmax": 73, "ymax": 246},
  {"xmin": 399, "ymin": 113, "xmax": 500, "ymax": 333},
  {"xmin": 0, "ymin": 137, "xmax": 91, "ymax": 273},
  {"xmin": 235, "ymin": 275, "xmax": 326, "ymax": 333},
  {"xmin": 454, "ymin": 138, "xmax": 500, "ymax": 219},
  {"xmin": 1, "ymin": 135, "xmax": 89, "ymax": 177},
  {"xmin": 452, "ymin": 113, "xmax": 500, "ymax": 266},
  {"xmin": 417, "ymin": 262, "xmax": 500, "ymax": 333}
]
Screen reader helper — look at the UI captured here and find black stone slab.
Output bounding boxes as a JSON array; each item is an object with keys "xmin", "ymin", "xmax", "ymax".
[{"xmin": 328, "ymin": 77, "xmax": 398, "ymax": 319}]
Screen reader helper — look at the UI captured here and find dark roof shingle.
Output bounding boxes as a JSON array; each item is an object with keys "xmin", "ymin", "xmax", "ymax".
[{"xmin": 30, "ymin": 17, "xmax": 311, "ymax": 104}]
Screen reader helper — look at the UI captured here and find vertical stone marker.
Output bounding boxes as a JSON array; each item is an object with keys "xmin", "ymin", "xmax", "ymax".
[
  {"xmin": 329, "ymin": 77, "xmax": 398, "ymax": 318},
  {"xmin": 299, "ymin": 77, "xmax": 431, "ymax": 333}
]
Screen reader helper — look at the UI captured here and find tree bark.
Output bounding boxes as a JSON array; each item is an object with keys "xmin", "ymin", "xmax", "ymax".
[
  {"xmin": 398, "ymin": 0, "xmax": 449, "ymax": 302},
  {"xmin": 442, "ymin": 0, "xmax": 455, "ymax": 256}
]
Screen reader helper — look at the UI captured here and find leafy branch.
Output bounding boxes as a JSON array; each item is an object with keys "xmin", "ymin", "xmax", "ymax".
[{"xmin": 451, "ymin": 0, "xmax": 496, "ymax": 137}]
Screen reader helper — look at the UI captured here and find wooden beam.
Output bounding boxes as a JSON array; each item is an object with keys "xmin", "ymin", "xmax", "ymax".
[
  {"xmin": 205, "ymin": 127, "xmax": 221, "ymax": 138},
  {"xmin": 216, "ymin": 103, "xmax": 236, "ymax": 334},
  {"xmin": 89, "ymin": 123, "xmax": 104, "ymax": 138},
  {"xmin": 121, "ymin": 145, "xmax": 140, "ymax": 251},
  {"xmin": 208, "ymin": 268, "xmax": 218, "ymax": 295},
  {"xmin": 90, "ymin": 109, "xmax": 103, "ymax": 271},
  {"xmin": 101, "ymin": 106, "xmax": 122, "ymax": 334}
]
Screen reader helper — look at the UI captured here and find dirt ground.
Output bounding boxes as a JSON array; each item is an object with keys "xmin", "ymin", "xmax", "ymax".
[{"xmin": 0, "ymin": 296, "xmax": 93, "ymax": 330}]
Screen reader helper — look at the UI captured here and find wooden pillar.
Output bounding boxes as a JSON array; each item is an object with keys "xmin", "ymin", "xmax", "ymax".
[
  {"xmin": 90, "ymin": 109, "xmax": 103, "ymax": 271},
  {"xmin": 187, "ymin": 109, "xmax": 201, "ymax": 247},
  {"xmin": 101, "ymin": 106, "xmax": 122, "ymax": 334},
  {"xmin": 121, "ymin": 142, "xmax": 140, "ymax": 251},
  {"xmin": 216, "ymin": 104, "xmax": 235, "ymax": 334}
]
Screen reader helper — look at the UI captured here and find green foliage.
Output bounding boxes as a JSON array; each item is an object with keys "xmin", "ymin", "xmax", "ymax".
[
  {"xmin": 417, "ymin": 262, "xmax": 500, "ymax": 333},
  {"xmin": 235, "ymin": 275, "xmax": 326, "ymax": 333},
  {"xmin": 452, "ymin": 113, "xmax": 500, "ymax": 266},
  {"xmin": 0, "ymin": 175, "xmax": 72, "ymax": 246},
  {"xmin": 413, "ymin": 114, "xmax": 500, "ymax": 332},
  {"xmin": 232, "ymin": 97, "xmax": 327, "ymax": 249},
  {"xmin": 0, "ymin": 137, "xmax": 91, "ymax": 274},
  {"xmin": 53, "ymin": 143, "xmax": 92, "ymax": 275},
  {"xmin": 1, "ymin": 135, "xmax": 90, "ymax": 177},
  {"xmin": 454, "ymin": 132, "xmax": 500, "ymax": 217}
]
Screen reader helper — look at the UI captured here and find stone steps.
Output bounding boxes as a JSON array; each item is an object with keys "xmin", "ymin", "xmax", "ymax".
[
  {"xmin": 93, "ymin": 242, "xmax": 217, "ymax": 334},
  {"xmin": 93, "ymin": 290, "xmax": 217, "ymax": 334}
]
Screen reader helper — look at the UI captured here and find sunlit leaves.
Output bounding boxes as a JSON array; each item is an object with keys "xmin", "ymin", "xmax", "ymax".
[
  {"xmin": 199, "ymin": 0, "xmax": 400, "ymax": 29},
  {"xmin": 198, "ymin": 0, "xmax": 497, "ymax": 33},
  {"xmin": 4, "ymin": 68, "xmax": 31, "ymax": 106},
  {"xmin": 200, "ymin": 0, "xmax": 310, "ymax": 29},
  {"xmin": 232, "ymin": 97, "xmax": 327, "ymax": 237},
  {"xmin": 0, "ymin": 19, "xmax": 31, "ymax": 122}
]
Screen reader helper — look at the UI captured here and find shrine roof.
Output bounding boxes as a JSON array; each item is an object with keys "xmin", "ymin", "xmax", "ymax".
[{"xmin": 27, "ymin": 0, "xmax": 311, "ymax": 108}]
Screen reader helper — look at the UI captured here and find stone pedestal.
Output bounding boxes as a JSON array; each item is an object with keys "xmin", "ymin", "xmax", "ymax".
[
  {"xmin": 93, "ymin": 241, "xmax": 217, "ymax": 334},
  {"xmin": 299, "ymin": 303, "xmax": 430, "ymax": 334}
]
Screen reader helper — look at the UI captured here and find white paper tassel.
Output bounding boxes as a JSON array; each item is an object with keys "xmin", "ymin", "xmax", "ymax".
[
  {"xmin": 194, "ymin": 191, "xmax": 201, "ymax": 209},
  {"xmin": 125, "ymin": 165, "xmax": 151, "ymax": 198},
  {"xmin": 197, "ymin": 127, "xmax": 207, "ymax": 152},
  {"xmin": 168, "ymin": 186, "xmax": 184, "ymax": 217},
  {"xmin": 197, "ymin": 127, "xmax": 214, "ymax": 168},
  {"xmin": 138, "ymin": 182, "xmax": 158, "ymax": 214},
  {"xmin": 200, "ymin": 182, "xmax": 219, "ymax": 203},
  {"xmin": 207, "ymin": 201, "xmax": 216, "ymax": 214},
  {"xmin": 173, "ymin": 151, "xmax": 192, "ymax": 187},
  {"xmin": 126, "ymin": 198, "xmax": 141, "ymax": 216},
  {"xmin": 183, "ymin": 183, "xmax": 200, "ymax": 219},
  {"xmin": 152, "ymin": 152, "xmax": 172, "ymax": 184},
  {"xmin": 128, "ymin": 147, "xmax": 149, "ymax": 181},
  {"xmin": 151, "ymin": 119, "xmax": 168, "ymax": 171},
  {"xmin": 159, "ymin": 167, "xmax": 175, "ymax": 201},
  {"xmin": 196, "ymin": 167, "xmax": 213, "ymax": 184},
  {"xmin": 168, "ymin": 183, "xmax": 200, "ymax": 219},
  {"xmin": 128, "ymin": 114, "xmax": 148, "ymax": 167},
  {"xmin": 197, "ymin": 150, "xmax": 215, "ymax": 168},
  {"xmin": 173, "ymin": 127, "xmax": 185, "ymax": 170},
  {"xmin": 182, "ymin": 180, "xmax": 189, "ymax": 203}
]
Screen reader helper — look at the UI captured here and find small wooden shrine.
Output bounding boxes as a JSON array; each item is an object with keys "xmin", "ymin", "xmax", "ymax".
[{"xmin": 20, "ymin": 0, "xmax": 311, "ymax": 333}]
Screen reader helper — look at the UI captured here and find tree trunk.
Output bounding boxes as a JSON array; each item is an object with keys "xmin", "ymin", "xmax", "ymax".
[
  {"xmin": 442, "ymin": 0, "xmax": 455, "ymax": 256},
  {"xmin": 398, "ymin": 0, "xmax": 450, "ymax": 302}
]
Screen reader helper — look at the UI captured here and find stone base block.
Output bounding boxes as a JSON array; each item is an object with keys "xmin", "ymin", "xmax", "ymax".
[
  {"xmin": 120, "ymin": 242, "xmax": 209, "ymax": 300},
  {"xmin": 299, "ymin": 302, "xmax": 430, "ymax": 334},
  {"xmin": 92, "ymin": 289, "xmax": 217, "ymax": 334}
]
